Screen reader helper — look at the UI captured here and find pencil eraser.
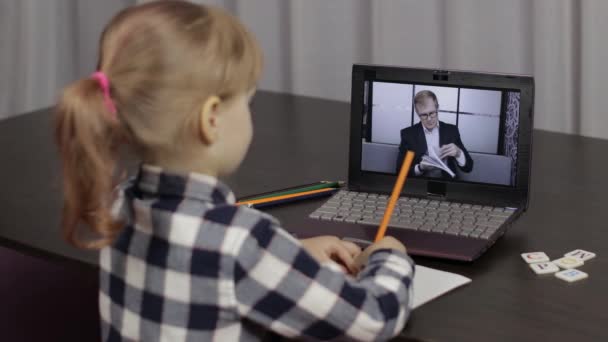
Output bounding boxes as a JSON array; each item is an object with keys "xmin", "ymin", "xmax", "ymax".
[
  {"xmin": 521, "ymin": 252, "xmax": 550, "ymax": 264},
  {"xmin": 553, "ymin": 257, "xmax": 584, "ymax": 269},
  {"xmin": 529, "ymin": 262, "xmax": 560, "ymax": 275},
  {"xmin": 555, "ymin": 269, "xmax": 588, "ymax": 282},
  {"xmin": 564, "ymin": 249, "xmax": 596, "ymax": 262}
]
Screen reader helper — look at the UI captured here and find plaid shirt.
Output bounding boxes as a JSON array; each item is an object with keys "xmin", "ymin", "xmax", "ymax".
[{"xmin": 100, "ymin": 165, "xmax": 415, "ymax": 341}]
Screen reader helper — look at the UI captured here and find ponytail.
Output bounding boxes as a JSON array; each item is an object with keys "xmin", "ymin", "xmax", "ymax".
[
  {"xmin": 54, "ymin": 0, "xmax": 264, "ymax": 248},
  {"xmin": 54, "ymin": 76, "xmax": 124, "ymax": 249}
]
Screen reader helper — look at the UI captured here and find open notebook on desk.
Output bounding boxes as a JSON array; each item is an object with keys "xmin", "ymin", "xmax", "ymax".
[{"xmin": 412, "ymin": 266, "xmax": 471, "ymax": 309}]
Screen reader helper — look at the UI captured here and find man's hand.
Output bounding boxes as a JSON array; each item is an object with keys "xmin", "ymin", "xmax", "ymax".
[
  {"xmin": 300, "ymin": 236, "xmax": 361, "ymax": 274},
  {"xmin": 419, "ymin": 163, "xmax": 438, "ymax": 172},
  {"xmin": 439, "ymin": 143, "xmax": 462, "ymax": 159}
]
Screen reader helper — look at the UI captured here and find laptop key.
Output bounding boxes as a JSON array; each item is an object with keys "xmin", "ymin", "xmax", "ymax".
[
  {"xmin": 431, "ymin": 226, "xmax": 446, "ymax": 233},
  {"xmin": 320, "ymin": 213, "xmax": 335, "ymax": 221},
  {"xmin": 490, "ymin": 212, "xmax": 511, "ymax": 218},
  {"xmin": 460, "ymin": 225, "xmax": 476, "ymax": 232},
  {"xmin": 484, "ymin": 226, "xmax": 501, "ymax": 234},
  {"xmin": 332, "ymin": 215, "xmax": 346, "ymax": 222},
  {"xmin": 469, "ymin": 231, "xmax": 483, "ymax": 239},
  {"xmin": 358, "ymin": 218, "xmax": 381, "ymax": 226},
  {"xmin": 317, "ymin": 207, "xmax": 338, "ymax": 214},
  {"xmin": 480, "ymin": 232, "xmax": 494, "ymax": 240},
  {"xmin": 481, "ymin": 221, "xmax": 502, "ymax": 228},
  {"xmin": 344, "ymin": 216, "xmax": 360, "ymax": 223},
  {"xmin": 450, "ymin": 223, "xmax": 462, "ymax": 230},
  {"xmin": 419, "ymin": 225, "xmax": 434, "ymax": 232}
]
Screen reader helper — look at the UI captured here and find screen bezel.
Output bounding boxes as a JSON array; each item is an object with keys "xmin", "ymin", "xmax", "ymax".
[{"xmin": 348, "ymin": 64, "xmax": 534, "ymax": 208}]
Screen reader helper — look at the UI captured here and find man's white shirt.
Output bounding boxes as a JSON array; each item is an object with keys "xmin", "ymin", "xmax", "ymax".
[{"xmin": 414, "ymin": 124, "xmax": 466, "ymax": 176}]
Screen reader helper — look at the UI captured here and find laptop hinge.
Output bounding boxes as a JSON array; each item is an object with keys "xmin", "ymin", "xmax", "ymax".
[{"xmin": 427, "ymin": 181, "xmax": 446, "ymax": 198}]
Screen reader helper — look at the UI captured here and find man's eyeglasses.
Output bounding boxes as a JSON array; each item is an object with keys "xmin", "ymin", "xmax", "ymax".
[{"xmin": 418, "ymin": 111, "xmax": 438, "ymax": 120}]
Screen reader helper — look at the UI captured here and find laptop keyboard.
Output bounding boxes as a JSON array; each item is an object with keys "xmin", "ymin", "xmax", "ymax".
[{"xmin": 309, "ymin": 190, "xmax": 516, "ymax": 240}]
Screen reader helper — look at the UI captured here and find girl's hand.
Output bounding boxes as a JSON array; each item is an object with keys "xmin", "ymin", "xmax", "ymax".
[
  {"xmin": 300, "ymin": 236, "xmax": 361, "ymax": 274},
  {"xmin": 353, "ymin": 236, "xmax": 407, "ymax": 274}
]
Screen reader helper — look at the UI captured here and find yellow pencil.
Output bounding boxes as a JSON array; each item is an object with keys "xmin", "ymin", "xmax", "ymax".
[
  {"xmin": 236, "ymin": 188, "xmax": 337, "ymax": 208},
  {"xmin": 374, "ymin": 151, "xmax": 415, "ymax": 242}
]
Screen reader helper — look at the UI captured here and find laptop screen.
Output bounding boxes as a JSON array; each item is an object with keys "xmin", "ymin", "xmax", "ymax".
[{"xmin": 360, "ymin": 81, "xmax": 521, "ymax": 187}]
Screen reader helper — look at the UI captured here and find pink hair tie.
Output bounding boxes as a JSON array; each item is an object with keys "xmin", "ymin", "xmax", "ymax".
[{"xmin": 91, "ymin": 71, "xmax": 118, "ymax": 121}]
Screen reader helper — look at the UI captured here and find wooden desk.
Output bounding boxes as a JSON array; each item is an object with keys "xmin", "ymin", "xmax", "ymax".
[{"xmin": 1, "ymin": 91, "xmax": 606, "ymax": 341}]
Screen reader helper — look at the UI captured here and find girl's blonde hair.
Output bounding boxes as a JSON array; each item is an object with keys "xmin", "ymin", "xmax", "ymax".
[{"xmin": 55, "ymin": 0, "xmax": 262, "ymax": 249}]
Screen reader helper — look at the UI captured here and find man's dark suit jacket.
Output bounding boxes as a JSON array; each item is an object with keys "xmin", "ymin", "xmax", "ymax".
[{"xmin": 396, "ymin": 121, "xmax": 473, "ymax": 178}]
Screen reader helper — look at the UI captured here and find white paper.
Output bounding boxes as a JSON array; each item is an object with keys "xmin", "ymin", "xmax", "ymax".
[
  {"xmin": 412, "ymin": 265, "xmax": 471, "ymax": 309},
  {"xmin": 421, "ymin": 147, "xmax": 456, "ymax": 177}
]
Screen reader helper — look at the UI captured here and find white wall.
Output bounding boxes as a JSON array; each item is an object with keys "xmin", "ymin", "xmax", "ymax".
[
  {"xmin": 5, "ymin": 0, "xmax": 608, "ymax": 139},
  {"xmin": 0, "ymin": 0, "xmax": 133, "ymax": 119}
]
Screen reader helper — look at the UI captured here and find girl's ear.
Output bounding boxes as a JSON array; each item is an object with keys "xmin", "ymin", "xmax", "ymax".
[{"xmin": 198, "ymin": 95, "xmax": 222, "ymax": 145}]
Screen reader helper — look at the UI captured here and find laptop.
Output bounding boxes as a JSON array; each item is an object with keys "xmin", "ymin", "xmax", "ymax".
[{"xmin": 308, "ymin": 64, "xmax": 534, "ymax": 261}]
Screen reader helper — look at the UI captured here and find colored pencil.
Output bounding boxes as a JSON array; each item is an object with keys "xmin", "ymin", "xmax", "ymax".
[
  {"xmin": 237, "ymin": 187, "xmax": 338, "ymax": 209},
  {"xmin": 374, "ymin": 151, "xmax": 415, "ymax": 242},
  {"xmin": 241, "ymin": 181, "xmax": 342, "ymax": 201}
]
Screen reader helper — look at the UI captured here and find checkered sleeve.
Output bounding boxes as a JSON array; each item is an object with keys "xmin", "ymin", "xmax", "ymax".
[{"xmin": 232, "ymin": 210, "xmax": 415, "ymax": 341}]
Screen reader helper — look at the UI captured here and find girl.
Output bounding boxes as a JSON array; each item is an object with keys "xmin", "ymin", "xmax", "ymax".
[{"xmin": 54, "ymin": 1, "xmax": 414, "ymax": 341}]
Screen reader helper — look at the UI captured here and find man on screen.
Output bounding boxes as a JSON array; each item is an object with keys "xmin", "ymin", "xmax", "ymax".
[{"xmin": 396, "ymin": 90, "xmax": 473, "ymax": 178}]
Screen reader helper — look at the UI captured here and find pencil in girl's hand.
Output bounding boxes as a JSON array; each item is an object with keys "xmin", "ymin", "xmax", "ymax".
[{"xmin": 374, "ymin": 151, "xmax": 415, "ymax": 242}]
